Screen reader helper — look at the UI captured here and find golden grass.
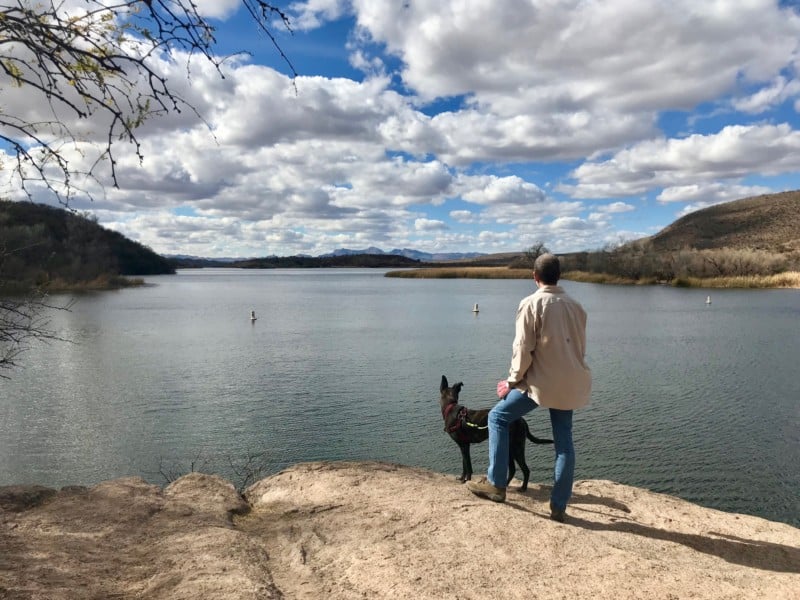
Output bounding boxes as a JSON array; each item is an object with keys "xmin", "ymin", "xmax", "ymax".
[
  {"xmin": 560, "ymin": 271, "xmax": 647, "ymax": 285},
  {"xmin": 385, "ymin": 267, "xmax": 800, "ymax": 289},
  {"xmin": 679, "ymin": 271, "xmax": 800, "ymax": 289}
]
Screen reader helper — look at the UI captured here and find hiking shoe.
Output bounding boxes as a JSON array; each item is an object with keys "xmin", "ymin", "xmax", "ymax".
[
  {"xmin": 549, "ymin": 501, "xmax": 566, "ymax": 523},
  {"xmin": 466, "ymin": 477, "xmax": 506, "ymax": 503}
]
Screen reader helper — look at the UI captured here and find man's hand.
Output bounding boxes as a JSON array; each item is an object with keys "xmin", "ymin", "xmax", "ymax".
[{"xmin": 497, "ymin": 380, "xmax": 510, "ymax": 399}]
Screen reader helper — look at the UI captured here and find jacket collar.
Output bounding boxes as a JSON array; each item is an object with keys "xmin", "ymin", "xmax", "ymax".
[{"xmin": 537, "ymin": 284, "xmax": 564, "ymax": 294}]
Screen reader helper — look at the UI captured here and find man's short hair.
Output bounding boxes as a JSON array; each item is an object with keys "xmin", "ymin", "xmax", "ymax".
[{"xmin": 534, "ymin": 253, "xmax": 560, "ymax": 285}]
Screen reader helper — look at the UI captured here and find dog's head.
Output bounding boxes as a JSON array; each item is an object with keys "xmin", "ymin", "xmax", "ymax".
[{"xmin": 439, "ymin": 375, "xmax": 463, "ymax": 411}]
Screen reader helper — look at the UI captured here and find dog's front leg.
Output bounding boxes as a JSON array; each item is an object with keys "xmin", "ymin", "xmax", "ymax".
[{"xmin": 458, "ymin": 442, "xmax": 473, "ymax": 482}]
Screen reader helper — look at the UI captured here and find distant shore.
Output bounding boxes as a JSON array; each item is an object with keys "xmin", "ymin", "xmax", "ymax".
[{"xmin": 385, "ymin": 267, "xmax": 800, "ymax": 289}]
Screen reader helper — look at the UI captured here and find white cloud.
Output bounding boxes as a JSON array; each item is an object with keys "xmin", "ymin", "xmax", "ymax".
[
  {"xmin": 565, "ymin": 124, "xmax": 800, "ymax": 198},
  {"xmin": 193, "ymin": 0, "xmax": 241, "ymax": 20},
  {"xmin": 346, "ymin": 0, "xmax": 800, "ymax": 139},
  {"xmin": 460, "ymin": 176, "xmax": 547, "ymax": 206},
  {"xmin": 550, "ymin": 216, "xmax": 596, "ymax": 231},
  {"xmin": 732, "ymin": 76, "xmax": 800, "ymax": 114},
  {"xmin": 414, "ymin": 218, "xmax": 447, "ymax": 232},
  {"xmin": 449, "ymin": 210, "xmax": 478, "ymax": 224},
  {"xmin": 595, "ymin": 201, "xmax": 636, "ymax": 214},
  {"xmin": 289, "ymin": 0, "xmax": 350, "ymax": 31},
  {"xmin": 657, "ymin": 183, "xmax": 773, "ymax": 204},
  {"xmin": 5, "ymin": 0, "xmax": 800, "ymax": 257}
]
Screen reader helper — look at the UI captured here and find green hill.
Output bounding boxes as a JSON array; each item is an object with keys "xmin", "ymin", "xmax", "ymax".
[
  {"xmin": 0, "ymin": 201, "xmax": 174, "ymax": 291},
  {"xmin": 645, "ymin": 190, "xmax": 800, "ymax": 253}
]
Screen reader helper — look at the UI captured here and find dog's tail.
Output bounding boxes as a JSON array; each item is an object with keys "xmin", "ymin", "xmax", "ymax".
[{"xmin": 523, "ymin": 419, "xmax": 553, "ymax": 444}]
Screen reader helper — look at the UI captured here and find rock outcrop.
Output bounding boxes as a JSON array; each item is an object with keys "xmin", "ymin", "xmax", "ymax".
[{"xmin": 1, "ymin": 461, "xmax": 798, "ymax": 599}]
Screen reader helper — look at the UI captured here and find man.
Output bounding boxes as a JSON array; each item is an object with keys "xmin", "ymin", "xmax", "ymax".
[{"xmin": 466, "ymin": 253, "xmax": 592, "ymax": 522}]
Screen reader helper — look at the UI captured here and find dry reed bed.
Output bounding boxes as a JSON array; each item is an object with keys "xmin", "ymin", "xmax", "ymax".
[{"xmin": 385, "ymin": 267, "xmax": 800, "ymax": 288}]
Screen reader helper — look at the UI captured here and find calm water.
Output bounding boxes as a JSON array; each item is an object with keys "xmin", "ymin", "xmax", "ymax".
[{"xmin": 1, "ymin": 269, "xmax": 798, "ymax": 526}]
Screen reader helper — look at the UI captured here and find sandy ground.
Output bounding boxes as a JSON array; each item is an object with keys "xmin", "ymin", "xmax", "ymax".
[{"xmin": 1, "ymin": 461, "xmax": 798, "ymax": 599}]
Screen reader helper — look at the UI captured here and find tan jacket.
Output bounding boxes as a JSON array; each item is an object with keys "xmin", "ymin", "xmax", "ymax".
[{"xmin": 507, "ymin": 284, "xmax": 591, "ymax": 410}]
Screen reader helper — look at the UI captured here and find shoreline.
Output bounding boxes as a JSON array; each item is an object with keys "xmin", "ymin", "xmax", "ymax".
[
  {"xmin": 1, "ymin": 275, "xmax": 147, "ymax": 295},
  {"xmin": 385, "ymin": 267, "xmax": 800, "ymax": 289}
]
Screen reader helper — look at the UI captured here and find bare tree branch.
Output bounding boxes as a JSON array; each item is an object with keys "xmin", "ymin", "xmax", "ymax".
[
  {"xmin": 0, "ymin": 286, "xmax": 71, "ymax": 378},
  {"xmin": 0, "ymin": 0, "xmax": 295, "ymax": 206}
]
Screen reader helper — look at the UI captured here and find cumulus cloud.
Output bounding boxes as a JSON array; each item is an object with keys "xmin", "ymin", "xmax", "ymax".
[
  {"xmin": 449, "ymin": 210, "xmax": 479, "ymax": 224},
  {"xmin": 5, "ymin": 0, "xmax": 800, "ymax": 257},
  {"xmin": 459, "ymin": 176, "xmax": 547, "ymax": 206},
  {"xmin": 193, "ymin": 0, "xmax": 241, "ymax": 20},
  {"xmin": 657, "ymin": 183, "xmax": 773, "ymax": 204},
  {"xmin": 594, "ymin": 202, "xmax": 636, "ymax": 214},
  {"xmin": 343, "ymin": 1, "xmax": 800, "ymax": 144},
  {"xmin": 414, "ymin": 218, "xmax": 447, "ymax": 232},
  {"xmin": 732, "ymin": 76, "xmax": 800, "ymax": 114},
  {"xmin": 565, "ymin": 124, "xmax": 800, "ymax": 198},
  {"xmin": 289, "ymin": 0, "xmax": 350, "ymax": 31}
]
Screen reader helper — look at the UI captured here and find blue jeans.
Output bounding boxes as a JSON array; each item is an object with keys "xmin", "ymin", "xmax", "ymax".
[{"xmin": 487, "ymin": 389, "xmax": 575, "ymax": 510}]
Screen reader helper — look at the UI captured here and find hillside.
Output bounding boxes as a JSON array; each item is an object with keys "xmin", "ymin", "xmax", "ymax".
[
  {"xmin": 646, "ymin": 190, "xmax": 800, "ymax": 252},
  {"xmin": 0, "ymin": 201, "xmax": 174, "ymax": 290},
  {"xmin": 1, "ymin": 462, "xmax": 798, "ymax": 599}
]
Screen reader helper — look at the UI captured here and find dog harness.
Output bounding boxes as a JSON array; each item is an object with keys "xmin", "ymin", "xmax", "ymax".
[{"xmin": 443, "ymin": 403, "xmax": 488, "ymax": 441}]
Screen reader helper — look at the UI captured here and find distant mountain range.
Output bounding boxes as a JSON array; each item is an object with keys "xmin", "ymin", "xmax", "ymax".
[{"xmin": 320, "ymin": 247, "xmax": 486, "ymax": 261}]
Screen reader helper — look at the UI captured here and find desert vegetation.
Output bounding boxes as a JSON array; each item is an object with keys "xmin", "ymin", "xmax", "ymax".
[
  {"xmin": 559, "ymin": 242, "xmax": 799, "ymax": 285},
  {"xmin": 389, "ymin": 192, "xmax": 800, "ymax": 289},
  {"xmin": 387, "ymin": 245, "xmax": 800, "ymax": 288}
]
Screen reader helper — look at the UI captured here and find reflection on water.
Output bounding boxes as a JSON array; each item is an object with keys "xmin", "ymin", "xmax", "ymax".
[{"xmin": 1, "ymin": 269, "xmax": 798, "ymax": 526}]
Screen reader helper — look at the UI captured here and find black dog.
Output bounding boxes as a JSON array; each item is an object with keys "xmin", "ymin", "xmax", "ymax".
[{"xmin": 439, "ymin": 375, "xmax": 553, "ymax": 491}]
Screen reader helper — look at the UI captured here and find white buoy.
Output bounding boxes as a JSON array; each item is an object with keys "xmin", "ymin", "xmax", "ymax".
[
  {"xmin": 472, "ymin": 303, "xmax": 479, "ymax": 313},
  {"xmin": 705, "ymin": 296, "xmax": 711, "ymax": 305}
]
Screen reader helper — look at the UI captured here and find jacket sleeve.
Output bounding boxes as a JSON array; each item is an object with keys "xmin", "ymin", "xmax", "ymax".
[{"xmin": 508, "ymin": 299, "xmax": 537, "ymax": 384}]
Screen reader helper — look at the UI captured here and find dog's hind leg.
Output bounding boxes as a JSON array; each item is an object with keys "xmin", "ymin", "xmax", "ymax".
[
  {"xmin": 509, "ymin": 445, "xmax": 530, "ymax": 491},
  {"xmin": 458, "ymin": 442, "xmax": 473, "ymax": 482},
  {"xmin": 506, "ymin": 450, "xmax": 516, "ymax": 487},
  {"xmin": 516, "ymin": 457, "xmax": 530, "ymax": 491}
]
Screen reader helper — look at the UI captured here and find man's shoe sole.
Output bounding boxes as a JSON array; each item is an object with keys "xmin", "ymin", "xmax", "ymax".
[
  {"xmin": 472, "ymin": 490, "xmax": 506, "ymax": 503},
  {"xmin": 466, "ymin": 482, "xmax": 506, "ymax": 503}
]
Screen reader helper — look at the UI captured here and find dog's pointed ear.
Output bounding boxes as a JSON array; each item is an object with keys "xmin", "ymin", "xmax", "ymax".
[
  {"xmin": 440, "ymin": 375, "xmax": 448, "ymax": 391},
  {"xmin": 454, "ymin": 382, "xmax": 463, "ymax": 394}
]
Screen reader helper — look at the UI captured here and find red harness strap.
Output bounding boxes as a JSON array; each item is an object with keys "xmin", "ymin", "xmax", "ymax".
[{"xmin": 443, "ymin": 403, "xmax": 469, "ymax": 438}]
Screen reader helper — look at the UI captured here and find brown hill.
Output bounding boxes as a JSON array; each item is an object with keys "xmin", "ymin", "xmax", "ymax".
[{"xmin": 646, "ymin": 190, "xmax": 800, "ymax": 253}]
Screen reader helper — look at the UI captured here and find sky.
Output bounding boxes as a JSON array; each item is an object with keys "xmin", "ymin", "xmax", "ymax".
[{"xmin": 5, "ymin": 0, "xmax": 800, "ymax": 258}]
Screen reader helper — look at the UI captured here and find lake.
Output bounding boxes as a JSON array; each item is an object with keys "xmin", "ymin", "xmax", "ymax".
[{"xmin": 1, "ymin": 269, "xmax": 798, "ymax": 527}]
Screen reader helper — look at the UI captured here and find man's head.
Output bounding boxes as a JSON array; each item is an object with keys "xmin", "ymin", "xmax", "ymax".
[{"xmin": 533, "ymin": 253, "xmax": 560, "ymax": 285}]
